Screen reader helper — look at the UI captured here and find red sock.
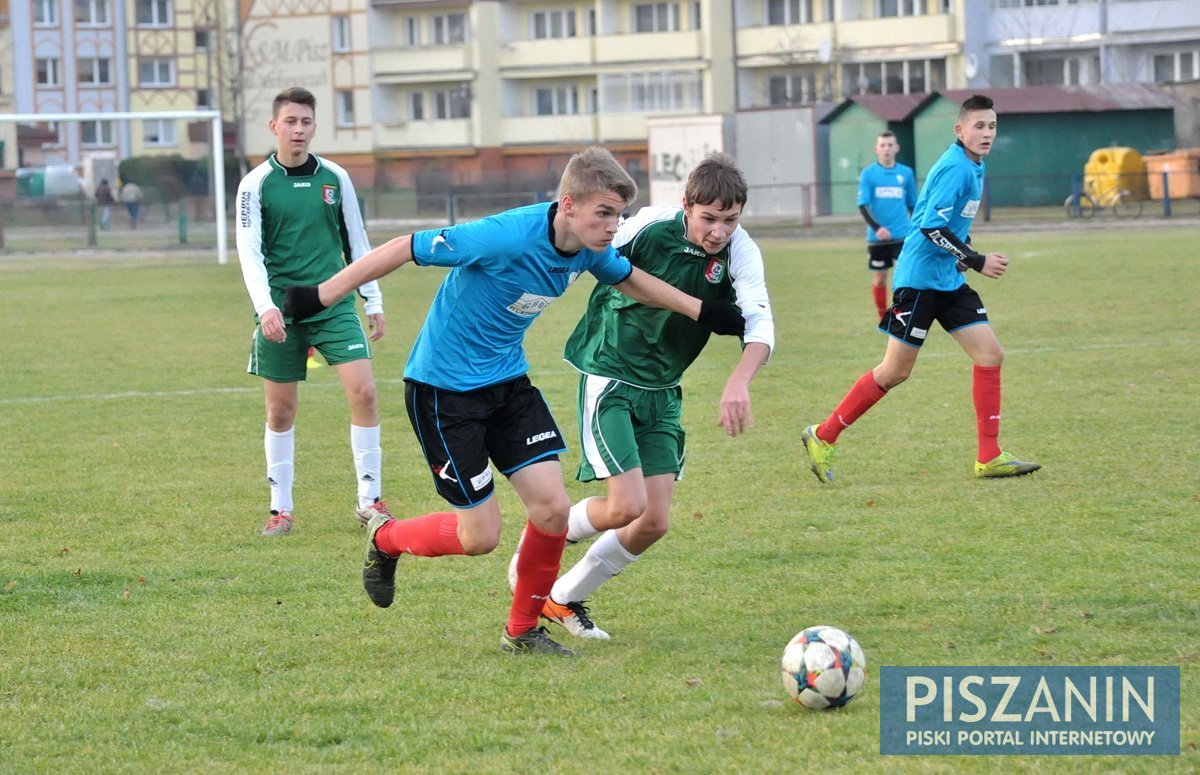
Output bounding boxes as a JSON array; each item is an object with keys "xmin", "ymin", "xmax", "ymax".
[
  {"xmin": 507, "ymin": 520, "xmax": 567, "ymax": 637},
  {"xmin": 872, "ymin": 285, "xmax": 889, "ymax": 319},
  {"xmin": 375, "ymin": 512, "xmax": 464, "ymax": 557},
  {"xmin": 973, "ymin": 365, "xmax": 1002, "ymax": 463},
  {"xmin": 817, "ymin": 371, "xmax": 888, "ymax": 444}
]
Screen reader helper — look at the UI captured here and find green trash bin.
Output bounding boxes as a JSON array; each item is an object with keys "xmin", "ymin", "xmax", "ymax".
[{"xmin": 16, "ymin": 169, "xmax": 45, "ymax": 198}]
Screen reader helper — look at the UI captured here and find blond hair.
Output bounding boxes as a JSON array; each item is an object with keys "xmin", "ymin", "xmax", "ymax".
[{"xmin": 557, "ymin": 146, "xmax": 637, "ymax": 205}]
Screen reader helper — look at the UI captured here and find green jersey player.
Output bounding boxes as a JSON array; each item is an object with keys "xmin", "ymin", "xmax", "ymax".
[
  {"xmin": 236, "ymin": 87, "xmax": 392, "ymax": 537},
  {"xmin": 509, "ymin": 152, "xmax": 776, "ymax": 639}
]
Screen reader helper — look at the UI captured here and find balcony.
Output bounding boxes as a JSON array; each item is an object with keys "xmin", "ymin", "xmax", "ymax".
[
  {"xmin": 372, "ymin": 45, "xmax": 473, "ymax": 82},
  {"xmin": 499, "ymin": 114, "xmax": 597, "ymax": 145},
  {"xmin": 836, "ymin": 14, "xmax": 958, "ymax": 55},
  {"xmin": 594, "ymin": 30, "xmax": 703, "ymax": 65},
  {"xmin": 500, "ymin": 37, "xmax": 596, "ymax": 71},
  {"xmin": 737, "ymin": 23, "xmax": 837, "ymax": 66},
  {"xmin": 375, "ymin": 119, "xmax": 473, "ymax": 150}
]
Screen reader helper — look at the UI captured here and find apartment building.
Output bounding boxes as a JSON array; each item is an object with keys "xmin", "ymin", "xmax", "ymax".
[
  {"xmin": 3, "ymin": 1, "xmax": 1194, "ymax": 179},
  {"xmin": 0, "ymin": 0, "xmax": 15, "ymax": 168},
  {"xmin": 6, "ymin": 0, "xmax": 234, "ymax": 171},
  {"xmin": 987, "ymin": 0, "xmax": 1200, "ymax": 88}
]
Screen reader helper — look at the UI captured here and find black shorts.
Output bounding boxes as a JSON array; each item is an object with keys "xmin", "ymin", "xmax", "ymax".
[
  {"xmin": 404, "ymin": 376, "xmax": 566, "ymax": 508},
  {"xmin": 879, "ymin": 285, "xmax": 990, "ymax": 348},
  {"xmin": 868, "ymin": 241, "xmax": 903, "ymax": 271}
]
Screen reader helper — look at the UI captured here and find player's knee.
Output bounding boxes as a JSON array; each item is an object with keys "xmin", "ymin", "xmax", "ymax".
[
  {"xmin": 633, "ymin": 517, "xmax": 669, "ymax": 544},
  {"xmin": 606, "ymin": 496, "xmax": 646, "ymax": 527},
  {"xmin": 460, "ymin": 530, "xmax": 500, "ymax": 556}
]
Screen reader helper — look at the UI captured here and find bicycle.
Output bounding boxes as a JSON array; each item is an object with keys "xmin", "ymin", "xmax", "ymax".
[{"xmin": 1064, "ymin": 185, "xmax": 1144, "ymax": 219}]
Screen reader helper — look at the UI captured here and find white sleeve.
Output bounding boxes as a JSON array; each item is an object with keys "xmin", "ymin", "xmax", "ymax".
[
  {"xmin": 728, "ymin": 226, "xmax": 775, "ymax": 357},
  {"xmin": 613, "ymin": 205, "xmax": 678, "ymax": 251},
  {"xmin": 235, "ymin": 169, "xmax": 276, "ymax": 318},
  {"xmin": 334, "ymin": 165, "xmax": 383, "ymax": 316}
]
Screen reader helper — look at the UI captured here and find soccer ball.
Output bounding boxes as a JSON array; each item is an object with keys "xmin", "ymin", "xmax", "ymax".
[{"xmin": 780, "ymin": 625, "xmax": 867, "ymax": 709}]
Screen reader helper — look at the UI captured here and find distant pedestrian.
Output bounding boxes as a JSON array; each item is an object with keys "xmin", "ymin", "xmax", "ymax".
[
  {"xmin": 120, "ymin": 181, "xmax": 143, "ymax": 229},
  {"xmin": 95, "ymin": 179, "xmax": 115, "ymax": 230}
]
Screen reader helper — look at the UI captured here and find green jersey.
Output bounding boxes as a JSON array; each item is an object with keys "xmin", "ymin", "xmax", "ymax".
[
  {"xmin": 565, "ymin": 207, "xmax": 774, "ymax": 390},
  {"xmin": 236, "ymin": 153, "xmax": 382, "ymax": 322}
]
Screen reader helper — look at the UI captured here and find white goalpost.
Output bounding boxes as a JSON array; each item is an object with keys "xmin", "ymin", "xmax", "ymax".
[{"xmin": 0, "ymin": 110, "xmax": 229, "ymax": 264}]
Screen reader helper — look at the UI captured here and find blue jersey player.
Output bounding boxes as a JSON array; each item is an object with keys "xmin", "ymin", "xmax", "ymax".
[
  {"xmin": 802, "ymin": 95, "xmax": 1039, "ymax": 483},
  {"xmin": 284, "ymin": 147, "xmax": 745, "ymax": 656},
  {"xmin": 857, "ymin": 131, "xmax": 917, "ymax": 319}
]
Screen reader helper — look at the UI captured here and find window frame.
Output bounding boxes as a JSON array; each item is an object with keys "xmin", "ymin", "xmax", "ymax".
[{"xmin": 143, "ymin": 118, "xmax": 178, "ymax": 147}]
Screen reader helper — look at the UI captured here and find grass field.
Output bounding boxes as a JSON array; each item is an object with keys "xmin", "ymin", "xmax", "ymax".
[{"xmin": 1, "ymin": 225, "xmax": 1197, "ymax": 773}]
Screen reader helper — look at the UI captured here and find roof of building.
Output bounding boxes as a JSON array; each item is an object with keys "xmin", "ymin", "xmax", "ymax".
[{"xmin": 822, "ymin": 84, "xmax": 1175, "ymax": 124}]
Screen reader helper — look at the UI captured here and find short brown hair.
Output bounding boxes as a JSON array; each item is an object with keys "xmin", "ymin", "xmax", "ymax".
[
  {"xmin": 557, "ymin": 146, "xmax": 637, "ymax": 205},
  {"xmin": 685, "ymin": 152, "xmax": 747, "ymax": 209},
  {"xmin": 273, "ymin": 87, "xmax": 317, "ymax": 118},
  {"xmin": 958, "ymin": 94, "xmax": 994, "ymax": 121}
]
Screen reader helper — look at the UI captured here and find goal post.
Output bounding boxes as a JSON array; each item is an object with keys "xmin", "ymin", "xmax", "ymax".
[{"xmin": 0, "ymin": 110, "xmax": 229, "ymax": 264}]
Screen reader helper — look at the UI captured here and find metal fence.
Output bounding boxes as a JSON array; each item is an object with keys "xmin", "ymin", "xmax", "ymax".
[{"xmin": 2, "ymin": 169, "xmax": 1197, "ymax": 258}]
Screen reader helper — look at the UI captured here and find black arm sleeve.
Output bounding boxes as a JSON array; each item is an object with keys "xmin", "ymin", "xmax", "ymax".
[
  {"xmin": 858, "ymin": 205, "xmax": 881, "ymax": 232},
  {"xmin": 920, "ymin": 227, "xmax": 986, "ymax": 272}
]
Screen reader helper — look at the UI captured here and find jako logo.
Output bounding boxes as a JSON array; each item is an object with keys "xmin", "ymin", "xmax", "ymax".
[
  {"xmin": 526, "ymin": 431, "xmax": 558, "ymax": 445},
  {"xmin": 347, "ymin": 343, "xmax": 364, "ymax": 350},
  {"xmin": 293, "ymin": 181, "xmax": 312, "ymax": 188}
]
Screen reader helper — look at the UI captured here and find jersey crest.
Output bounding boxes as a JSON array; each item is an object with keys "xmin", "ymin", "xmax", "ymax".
[
  {"xmin": 322, "ymin": 184, "xmax": 339, "ymax": 206},
  {"xmin": 704, "ymin": 257, "xmax": 727, "ymax": 284}
]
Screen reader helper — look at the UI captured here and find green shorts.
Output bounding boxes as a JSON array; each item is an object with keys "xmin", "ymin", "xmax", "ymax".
[
  {"xmin": 247, "ymin": 307, "xmax": 371, "ymax": 382},
  {"xmin": 575, "ymin": 373, "xmax": 685, "ymax": 483}
]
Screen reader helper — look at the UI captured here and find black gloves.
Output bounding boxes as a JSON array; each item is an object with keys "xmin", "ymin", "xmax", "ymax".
[
  {"xmin": 284, "ymin": 285, "xmax": 326, "ymax": 322},
  {"xmin": 698, "ymin": 298, "xmax": 745, "ymax": 336}
]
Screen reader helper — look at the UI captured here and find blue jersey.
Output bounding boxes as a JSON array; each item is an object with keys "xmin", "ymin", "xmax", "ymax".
[
  {"xmin": 405, "ymin": 202, "xmax": 634, "ymax": 391},
  {"xmin": 893, "ymin": 143, "xmax": 984, "ymax": 292},
  {"xmin": 857, "ymin": 162, "xmax": 917, "ymax": 243}
]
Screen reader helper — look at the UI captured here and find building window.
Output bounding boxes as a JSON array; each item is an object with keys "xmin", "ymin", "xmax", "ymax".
[
  {"xmin": 842, "ymin": 59, "xmax": 943, "ymax": 95},
  {"xmin": 432, "ymin": 13, "xmax": 467, "ymax": 44},
  {"xmin": 195, "ymin": 29, "xmax": 210, "ymax": 51},
  {"xmin": 136, "ymin": 0, "xmax": 171, "ymax": 27},
  {"xmin": 81, "ymin": 120, "xmax": 114, "ymax": 146},
  {"xmin": 767, "ymin": 72, "xmax": 815, "ymax": 105},
  {"xmin": 1022, "ymin": 53, "xmax": 1091, "ymax": 85},
  {"xmin": 336, "ymin": 91, "xmax": 355, "ymax": 127},
  {"xmin": 332, "ymin": 15, "xmax": 351, "ymax": 53},
  {"xmin": 143, "ymin": 119, "xmax": 177, "ymax": 146},
  {"xmin": 532, "ymin": 9, "xmax": 576, "ymax": 39},
  {"xmin": 408, "ymin": 92, "xmax": 424, "ymax": 121},
  {"xmin": 197, "ymin": 88, "xmax": 211, "ymax": 108},
  {"xmin": 692, "ymin": 1, "xmax": 702, "ymax": 29},
  {"xmin": 634, "ymin": 3, "xmax": 679, "ymax": 33},
  {"xmin": 534, "ymin": 85, "xmax": 578, "ymax": 116},
  {"xmin": 1153, "ymin": 50, "xmax": 1199, "ymax": 83},
  {"xmin": 36, "ymin": 58, "xmax": 61, "ymax": 86},
  {"xmin": 403, "ymin": 17, "xmax": 421, "ymax": 46},
  {"xmin": 433, "ymin": 86, "xmax": 470, "ymax": 119},
  {"xmin": 878, "ymin": 0, "xmax": 919, "ymax": 16},
  {"xmin": 768, "ymin": 0, "xmax": 812, "ymax": 25},
  {"xmin": 78, "ymin": 57, "xmax": 112, "ymax": 85},
  {"xmin": 138, "ymin": 58, "xmax": 175, "ymax": 87},
  {"xmin": 75, "ymin": 0, "xmax": 109, "ymax": 25},
  {"xmin": 599, "ymin": 71, "xmax": 700, "ymax": 112},
  {"xmin": 35, "ymin": 0, "xmax": 58, "ymax": 25}
]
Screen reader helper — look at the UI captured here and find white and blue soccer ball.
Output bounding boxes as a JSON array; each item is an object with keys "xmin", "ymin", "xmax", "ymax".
[{"xmin": 780, "ymin": 625, "xmax": 867, "ymax": 709}]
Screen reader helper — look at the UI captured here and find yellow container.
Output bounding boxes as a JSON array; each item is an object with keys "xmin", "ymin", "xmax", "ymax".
[
  {"xmin": 1144, "ymin": 149, "xmax": 1200, "ymax": 200},
  {"xmin": 1083, "ymin": 147, "xmax": 1149, "ymax": 204}
]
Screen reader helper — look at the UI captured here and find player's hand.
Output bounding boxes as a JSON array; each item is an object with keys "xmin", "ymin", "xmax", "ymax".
[
  {"xmin": 875, "ymin": 226, "xmax": 892, "ymax": 241},
  {"xmin": 259, "ymin": 308, "xmax": 286, "ymax": 344},
  {"xmin": 698, "ymin": 298, "xmax": 745, "ymax": 337},
  {"xmin": 367, "ymin": 313, "xmax": 385, "ymax": 342},
  {"xmin": 284, "ymin": 284, "xmax": 326, "ymax": 321},
  {"xmin": 717, "ymin": 382, "xmax": 753, "ymax": 437},
  {"xmin": 981, "ymin": 252, "xmax": 1008, "ymax": 279}
]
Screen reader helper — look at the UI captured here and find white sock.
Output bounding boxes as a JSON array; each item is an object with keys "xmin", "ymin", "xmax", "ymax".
[
  {"xmin": 351, "ymin": 423, "xmax": 382, "ymax": 509},
  {"xmin": 551, "ymin": 529, "xmax": 638, "ymax": 603},
  {"xmin": 566, "ymin": 496, "xmax": 600, "ymax": 543},
  {"xmin": 265, "ymin": 425, "xmax": 294, "ymax": 513}
]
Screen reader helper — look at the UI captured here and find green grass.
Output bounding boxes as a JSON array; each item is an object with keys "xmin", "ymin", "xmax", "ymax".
[{"xmin": 1, "ymin": 226, "xmax": 1197, "ymax": 772}]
